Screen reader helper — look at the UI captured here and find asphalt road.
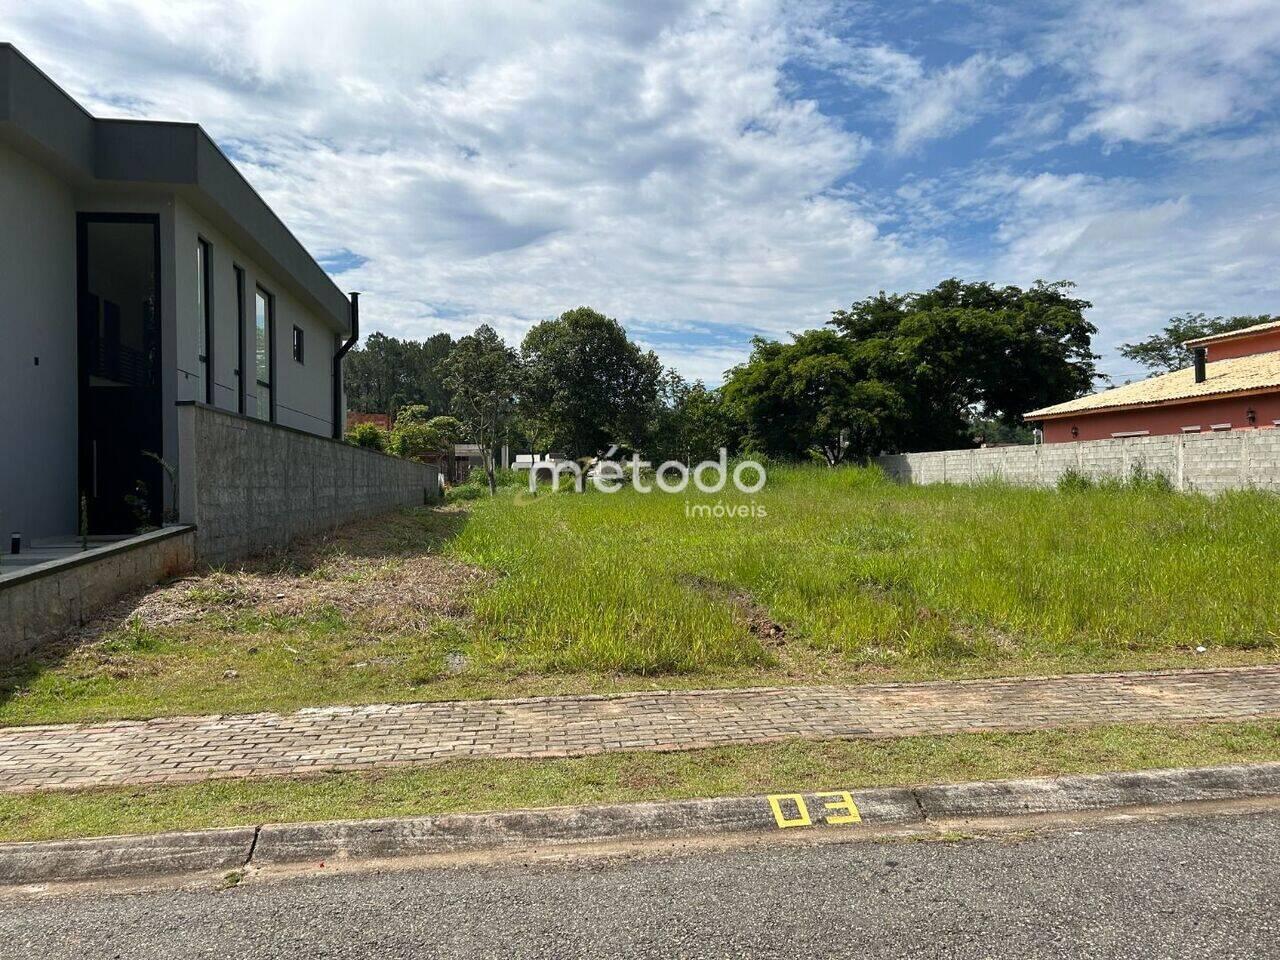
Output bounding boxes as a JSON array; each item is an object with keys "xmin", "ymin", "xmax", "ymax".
[{"xmin": 3, "ymin": 812, "xmax": 1277, "ymax": 959}]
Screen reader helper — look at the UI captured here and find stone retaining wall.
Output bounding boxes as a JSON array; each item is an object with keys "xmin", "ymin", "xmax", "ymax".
[
  {"xmin": 0, "ymin": 527, "xmax": 195, "ymax": 661},
  {"xmin": 876, "ymin": 430, "xmax": 1280, "ymax": 493},
  {"xmin": 177, "ymin": 402, "xmax": 441, "ymax": 565}
]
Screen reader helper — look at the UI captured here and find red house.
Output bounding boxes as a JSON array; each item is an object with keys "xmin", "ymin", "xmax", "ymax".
[{"xmin": 1026, "ymin": 319, "xmax": 1280, "ymax": 443}]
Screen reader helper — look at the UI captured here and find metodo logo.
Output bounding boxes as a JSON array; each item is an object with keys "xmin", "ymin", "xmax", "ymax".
[{"xmin": 520, "ymin": 447, "xmax": 766, "ymax": 495}]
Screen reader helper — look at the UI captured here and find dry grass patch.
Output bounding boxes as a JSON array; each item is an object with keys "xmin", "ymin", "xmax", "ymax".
[{"xmin": 0, "ymin": 508, "xmax": 496, "ymax": 725}]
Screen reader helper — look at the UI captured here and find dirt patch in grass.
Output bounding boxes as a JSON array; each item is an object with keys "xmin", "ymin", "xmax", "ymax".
[{"xmin": 680, "ymin": 574, "xmax": 787, "ymax": 646}]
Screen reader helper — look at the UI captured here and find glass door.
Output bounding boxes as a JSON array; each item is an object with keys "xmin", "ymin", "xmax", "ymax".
[{"xmin": 77, "ymin": 214, "xmax": 163, "ymax": 534}]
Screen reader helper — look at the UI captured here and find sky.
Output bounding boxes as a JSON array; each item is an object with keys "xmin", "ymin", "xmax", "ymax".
[{"xmin": 6, "ymin": 0, "xmax": 1280, "ymax": 385}]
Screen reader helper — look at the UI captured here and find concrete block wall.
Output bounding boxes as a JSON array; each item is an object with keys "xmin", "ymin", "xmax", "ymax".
[
  {"xmin": 0, "ymin": 527, "xmax": 195, "ymax": 662},
  {"xmin": 178, "ymin": 403, "xmax": 440, "ymax": 565},
  {"xmin": 876, "ymin": 430, "xmax": 1280, "ymax": 494}
]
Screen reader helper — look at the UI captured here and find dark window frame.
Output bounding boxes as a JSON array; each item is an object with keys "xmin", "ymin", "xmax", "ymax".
[
  {"xmin": 292, "ymin": 324, "xmax": 305, "ymax": 364},
  {"xmin": 255, "ymin": 284, "xmax": 277, "ymax": 423},
  {"xmin": 233, "ymin": 264, "xmax": 247, "ymax": 415},
  {"xmin": 196, "ymin": 236, "xmax": 214, "ymax": 405}
]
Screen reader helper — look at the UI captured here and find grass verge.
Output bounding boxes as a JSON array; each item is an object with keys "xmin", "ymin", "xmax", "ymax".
[{"xmin": 3, "ymin": 720, "xmax": 1278, "ymax": 843}]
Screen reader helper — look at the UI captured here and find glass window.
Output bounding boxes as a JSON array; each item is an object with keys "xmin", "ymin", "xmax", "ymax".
[
  {"xmin": 196, "ymin": 238, "xmax": 213, "ymax": 404},
  {"xmin": 292, "ymin": 324, "xmax": 304, "ymax": 364},
  {"xmin": 196, "ymin": 241, "xmax": 207, "ymax": 359},
  {"xmin": 255, "ymin": 288, "xmax": 273, "ymax": 421}
]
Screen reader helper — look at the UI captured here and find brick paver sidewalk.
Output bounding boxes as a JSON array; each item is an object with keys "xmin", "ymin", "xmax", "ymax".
[{"xmin": 2, "ymin": 666, "xmax": 1278, "ymax": 793}]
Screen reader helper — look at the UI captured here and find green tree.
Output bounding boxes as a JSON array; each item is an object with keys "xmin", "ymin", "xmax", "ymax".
[
  {"xmin": 829, "ymin": 279, "xmax": 1098, "ymax": 451},
  {"xmin": 721, "ymin": 330, "xmax": 904, "ymax": 465},
  {"xmin": 444, "ymin": 325, "xmax": 520, "ymax": 494},
  {"xmin": 393, "ymin": 404, "xmax": 432, "ymax": 427},
  {"xmin": 1118, "ymin": 312, "xmax": 1272, "ymax": 374},
  {"xmin": 648, "ymin": 371, "xmax": 735, "ymax": 464},
  {"xmin": 425, "ymin": 415, "xmax": 463, "ymax": 446},
  {"xmin": 520, "ymin": 307, "xmax": 663, "ymax": 458},
  {"xmin": 343, "ymin": 331, "xmax": 455, "ymax": 418}
]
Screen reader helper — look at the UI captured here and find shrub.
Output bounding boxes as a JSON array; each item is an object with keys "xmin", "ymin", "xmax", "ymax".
[
  {"xmin": 1057, "ymin": 464, "xmax": 1174, "ymax": 494},
  {"xmin": 446, "ymin": 483, "xmax": 485, "ymax": 503},
  {"xmin": 1126, "ymin": 462, "xmax": 1175, "ymax": 493},
  {"xmin": 348, "ymin": 422, "xmax": 389, "ymax": 452},
  {"xmin": 1056, "ymin": 468, "xmax": 1094, "ymax": 493}
]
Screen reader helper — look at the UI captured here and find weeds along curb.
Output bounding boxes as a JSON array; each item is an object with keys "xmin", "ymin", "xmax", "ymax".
[{"xmin": 3, "ymin": 763, "xmax": 1279, "ymax": 887}]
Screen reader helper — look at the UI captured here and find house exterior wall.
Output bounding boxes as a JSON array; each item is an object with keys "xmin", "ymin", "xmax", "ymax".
[
  {"xmin": 877, "ymin": 429, "xmax": 1280, "ymax": 495},
  {"xmin": 1041, "ymin": 392, "xmax": 1280, "ymax": 443},
  {"xmin": 1206, "ymin": 329, "xmax": 1280, "ymax": 362},
  {"xmin": 173, "ymin": 199, "xmax": 338, "ymax": 436},
  {"xmin": 0, "ymin": 141, "xmax": 78, "ymax": 540},
  {"xmin": 1, "ymin": 45, "xmax": 356, "ymax": 542}
]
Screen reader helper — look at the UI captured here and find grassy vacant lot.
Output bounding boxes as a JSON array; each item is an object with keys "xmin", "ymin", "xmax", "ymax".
[
  {"xmin": 3, "ymin": 721, "xmax": 1278, "ymax": 842},
  {"xmin": 455, "ymin": 466, "xmax": 1280, "ymax": 672},
  {"xmin": 2, "ymin": 466, "xmax": 1278, "ymax": 725}
]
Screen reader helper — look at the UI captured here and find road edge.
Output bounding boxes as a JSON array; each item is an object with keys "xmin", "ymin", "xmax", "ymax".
[{"xmin": 3, "ymin": 762, "xmax": 1278, "ymax": 887}]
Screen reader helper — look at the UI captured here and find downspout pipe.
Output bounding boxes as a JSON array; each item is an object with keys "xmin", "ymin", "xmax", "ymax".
[{"xmin": 332, "ymin": 291, "xmax": 359, "ymax": 439}]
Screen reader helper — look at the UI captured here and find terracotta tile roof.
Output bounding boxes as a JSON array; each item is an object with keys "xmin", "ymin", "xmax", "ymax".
[
  {"xmin": 1025, "ymin": 349, "xmax": 1280, "ymax": 420},
  {"xmin": 1183, "ymin": 317, "xmax": 1280, "ymax": 347},
  {"xmin": 346, "ymin": 411, "xmax": 391, "ymax": 429}
]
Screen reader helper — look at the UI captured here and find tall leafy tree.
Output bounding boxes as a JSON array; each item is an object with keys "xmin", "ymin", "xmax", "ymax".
[
  {"xmin": 444, "ymin": 325, "xmax": 520, "ymax": 494},
  {"xmin": 1119, "ymin": 313, "xmax": 1272, "ymax": 374},
  {"xmin": 520, "ymin": 307, "xmax": 663, "ymax": 458},
  {"xmin": 343, "ymin": 331, "xmax": 455, "ymax": 417},
  {"xmin": 721, "ymin": 330, "xmax": 904, "ymax": 465},
  {"xmin": 647, "ymin": 371, "xmax": 735, "ymax": 464},
  {"xmin": 829, "ymin": 279, "xmax": 1098, "ymax": 451}
]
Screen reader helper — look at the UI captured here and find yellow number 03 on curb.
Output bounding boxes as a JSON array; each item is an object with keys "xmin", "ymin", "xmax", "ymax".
[{"xmin": 767, "ymin": 791, "xmax": 862, "ymax": 829}]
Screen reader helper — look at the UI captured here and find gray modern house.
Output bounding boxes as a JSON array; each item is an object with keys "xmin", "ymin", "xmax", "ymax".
[
  {"xmin": 0, "ymin": 45, "xmax": 439, "ymax": 658},
  {"xmin": 0, "ymin": 43, "xmax": 359, "ymax": 542}
]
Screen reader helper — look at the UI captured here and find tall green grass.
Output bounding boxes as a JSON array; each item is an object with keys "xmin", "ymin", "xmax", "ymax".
[{"xmin": 449, "ymin": 465, "xmax": 1280, "ymax": 674}]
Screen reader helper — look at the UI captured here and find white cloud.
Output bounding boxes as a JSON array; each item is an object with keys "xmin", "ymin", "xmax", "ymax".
[
  {"xmin": 6, "ymin": 0, "xmax": 1279, "ymax": 394},
  {"xmin": 1050, "ymin": 0, "xmax": 1280, "ymax": 144},
  {"xmin": 889, "ymin": 53, "xmax": 1030, "ymax": 152},
  {"xmin": 0, "ymin": 0, "xmax": 941, "ymax": 383},
  {"xmin": 798, "ymin": 31, "xmax": 1030, "ymax": 152},
  {"xmin": 923, "ymin": 167, "xmax": 1280, "ymax": 375}
]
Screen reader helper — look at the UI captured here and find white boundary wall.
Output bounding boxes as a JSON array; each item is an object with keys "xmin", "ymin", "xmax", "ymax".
[{"xmin": 876, "ymin": 430, "xmax": 1280, "ymax": 494}]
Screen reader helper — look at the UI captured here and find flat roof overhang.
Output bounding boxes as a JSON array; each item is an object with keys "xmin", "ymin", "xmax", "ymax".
[{"xmin": 0, "ymin": 43, "xmax": 350, "ymax": 337}]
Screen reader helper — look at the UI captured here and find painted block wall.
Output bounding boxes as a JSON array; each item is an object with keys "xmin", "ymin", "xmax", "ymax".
[
  {"xmin": 877, "ymin": 429, "xmax": 1280, "ymax": 494},
  {"xmin": 0, "ymin": 141, "xmax": 78, "ymax": 540},
  {"xmin": 177, "ymin": 403, "xmax": 440, "ymax": 565}
]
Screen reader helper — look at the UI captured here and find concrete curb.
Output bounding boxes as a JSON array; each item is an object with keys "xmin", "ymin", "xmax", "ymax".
[
  {"xmin": 0, "ymin": 826, "xmax": 257, "ymax": 886},
  {"xmin": 914, "ymin": 761, "xmax": 1280, "ymax": 819},
  {"xmin": 250, "ymin": 786, "xmax": 922, "ymax": 867},
  {"xmin": 3, "ymin": 763, "xmax": 1278, "ymax": 886}
]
